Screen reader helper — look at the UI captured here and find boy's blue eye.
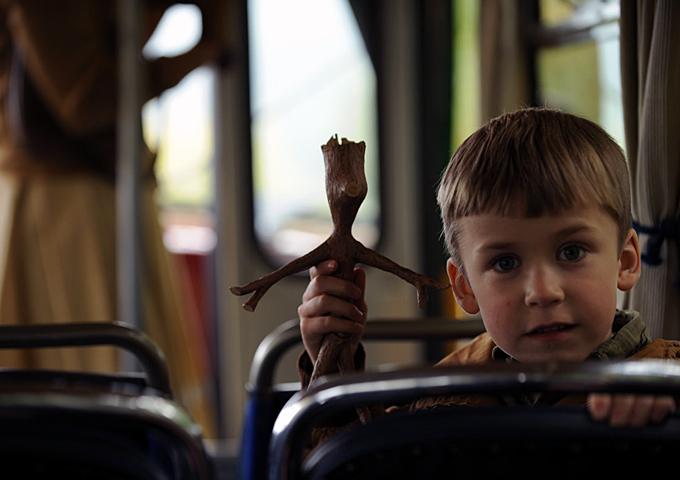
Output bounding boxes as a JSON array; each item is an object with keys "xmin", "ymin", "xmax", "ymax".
[
  {"xmin": 492, "ymin": 256, "xmax": 520, "ymax": 273},
  {"xmin": 558, "ymin": 244, "xmax": 586, "ymax": 262}
]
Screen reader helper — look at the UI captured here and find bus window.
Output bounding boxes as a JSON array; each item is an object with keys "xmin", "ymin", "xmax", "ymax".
[
  {"xmin": 536, "ymin": 0, "xmax": 624, "ymax": 147},
  {"xmin": 143, "ymin": 4, "xmax": 215, "ymax": 216},
  {"xmin": 248, "ymin": 0, "xmax": 380, "ymax": 266},
  {"xmin": 452, "ymin": 0, "xmax": 481, "ymax": 148}
]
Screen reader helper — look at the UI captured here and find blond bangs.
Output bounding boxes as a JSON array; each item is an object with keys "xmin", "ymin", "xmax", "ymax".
[{"xmin": 438, "ymin": 108, "xmax": 631, "ymax": 259}]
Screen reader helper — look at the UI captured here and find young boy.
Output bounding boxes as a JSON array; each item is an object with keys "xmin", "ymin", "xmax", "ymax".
[{"xmin": 297, "ymin": 108, "xmax": 679, "ymax": 427}]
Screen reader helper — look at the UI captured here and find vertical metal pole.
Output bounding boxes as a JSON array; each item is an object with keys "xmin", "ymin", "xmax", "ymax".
[
  {"xmin": 214, "ymin": 0, "xmax": 250, "ymax": 440},
  {"xmin": 117, "ymin": 0, "xmax": 144, "ymax": 335}
]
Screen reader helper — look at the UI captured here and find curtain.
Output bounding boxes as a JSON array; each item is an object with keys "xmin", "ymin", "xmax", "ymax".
[
  {"xmin": 479, "ymin": 0, "xmax": 532, "ymax": 121},
  {"xmin": 620, "ymin": 0, "xmax": 680, "ymax": 339}
]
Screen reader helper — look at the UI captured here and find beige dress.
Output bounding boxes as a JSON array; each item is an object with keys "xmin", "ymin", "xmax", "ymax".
[{"xmin": 0, "ymin": 0, "xmax": 215, "ymax": 434}]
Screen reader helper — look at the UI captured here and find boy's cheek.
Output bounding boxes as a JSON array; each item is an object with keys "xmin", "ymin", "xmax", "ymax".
[{"xmin": 478, "ymin": 300, "xmax": 520, "ymax": 334}]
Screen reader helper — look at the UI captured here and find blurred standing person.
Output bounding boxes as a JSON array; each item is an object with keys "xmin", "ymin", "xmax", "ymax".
[{"xmin": 0, "ymin": 0, "xmax": 219, "ymax": 433}]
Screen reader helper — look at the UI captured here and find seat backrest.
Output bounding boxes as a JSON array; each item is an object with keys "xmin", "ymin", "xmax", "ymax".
[
  {"xmin": 241, "ymin": 317, "xmax": 484, "ymax": 480},
  {"xmin": 0, "ymin": 322, "xmax": 211, "ymax": 480},
  {"xmin": 0, "ymin": 391, "xmax": 211, "ymax": 479},
  {"xmin": 269, "ymin": 360, "xmax": 680, "ymax": 480},
  {"xmin": 0, "ymin": 321, "xmax": 172, "ymax": 395},
  {"xmin": 303, "ymin": 406, "xmax": 680, "ymax": 479}
]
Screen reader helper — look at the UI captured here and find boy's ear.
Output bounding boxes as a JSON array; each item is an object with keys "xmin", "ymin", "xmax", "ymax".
[
  {"xmin": 617, "ymin": 228, "xmax": 641, "ymax": 291},
  {"xmin": 447, "ymin": 258, "xmax": 480, "ymax": 314}
]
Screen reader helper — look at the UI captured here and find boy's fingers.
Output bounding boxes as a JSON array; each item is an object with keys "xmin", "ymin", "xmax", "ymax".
[
  {"xmin": 309, "ymin": 260, "xmax": 338, "ymax": 280},
  {"xmin": 628, "ymin": 395, "xmax": 654, "ymax": 427},
  {"xmin": 301, "ymin": 315, "xmax": 365, "ymax": 363},
  {"xmin": 589, "ymin": 394, "xmax": 676, "ymax": 427},
  {"xmin": 650, "ymin": 396, "xmax": 676, "ymax": 424},
  {"xmin": 587, "ymin": 393, "xmax": 612, "ymax": 422},
  {"xmin": 302, "ymin": 275, "xmax": 363, "ymax": 303},
  {"xmin": 608, "ymin": 394, "xmax": 635, "ymax": 427},
  {"xmin": 300, "ymin": 316, "xmax": 365, "ymax": 340},
  {"xmin": 298, "ymin": 294, "xmax": 365, "ymax": 324},
  {"xmin": 315, "ymin": 316, "xmax": 364, "ymax": 335}
]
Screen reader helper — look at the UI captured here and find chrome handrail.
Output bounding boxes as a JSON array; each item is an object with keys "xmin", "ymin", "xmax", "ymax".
[{"xmin": 0, "ymin": 322, "xmax": 171, "ymax": 395}]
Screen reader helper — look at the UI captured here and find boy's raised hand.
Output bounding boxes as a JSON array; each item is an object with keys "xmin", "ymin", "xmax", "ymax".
[
  {"xmin": 298, "ymin": 260, "xmax": 367, "ymax": 363},
  {"xmin": 588, "ymin": 393, "xmax": 676, "ymax": 427}
]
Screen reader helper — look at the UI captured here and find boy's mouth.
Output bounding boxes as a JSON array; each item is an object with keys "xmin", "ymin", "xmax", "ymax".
[{"xmin": 526, "ymin": 323, "xmax": 576, "ymax": 336}]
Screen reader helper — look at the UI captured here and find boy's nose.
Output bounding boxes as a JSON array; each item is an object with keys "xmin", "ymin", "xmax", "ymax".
[{"xmin": 524, "ymin": 266, "xmax": 565, "ymax": 307}]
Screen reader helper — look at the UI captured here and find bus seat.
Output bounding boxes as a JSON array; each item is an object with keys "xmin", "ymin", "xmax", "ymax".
[
  {"xmin": 241, "ymin": 317, "xmax": 484, "ymax": 480},
  {"xmin": 303, "ymin": 406, "xmax": 680, "ymax": 478},
  {"xmin": 0, "ymin": 322, "xmax": 212, "ymax": 479},
  {"xmin": 270, "ymin": 361, "xmax": 680, "ymax": 480}
]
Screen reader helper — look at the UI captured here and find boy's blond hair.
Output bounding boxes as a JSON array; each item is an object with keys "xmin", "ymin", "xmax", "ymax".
[{"xmin": 437, "ymin": 108, "xmax": 632, "ymax": 266}]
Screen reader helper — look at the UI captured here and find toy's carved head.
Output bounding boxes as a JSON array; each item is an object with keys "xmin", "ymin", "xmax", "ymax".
[{"xmin": 322, "ymin": 136, "xmax": 367, "ymax": 229}]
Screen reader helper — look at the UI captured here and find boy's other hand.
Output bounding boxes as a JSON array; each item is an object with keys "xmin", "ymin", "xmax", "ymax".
[
  {"xmin": 588, "ymin": 393, "xmax": 676, "ymax": 427},
  {"xmin": 298, "ymin": 260, "xmax": 367, "ymax": 363}
]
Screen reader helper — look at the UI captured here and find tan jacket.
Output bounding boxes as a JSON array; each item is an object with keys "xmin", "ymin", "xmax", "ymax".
[{"xmin": 411, "ymin": 331, "xmax": 680, "ymax": 411}]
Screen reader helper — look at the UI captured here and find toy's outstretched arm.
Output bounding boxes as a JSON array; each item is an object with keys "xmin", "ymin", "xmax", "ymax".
[
  {"xmin": 230, "ymin": 242, "xmax": 331, "ymax": 311},
  {"xmin": 354, "ymin": 240, "xmax": 449, "ymax": 307}
]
